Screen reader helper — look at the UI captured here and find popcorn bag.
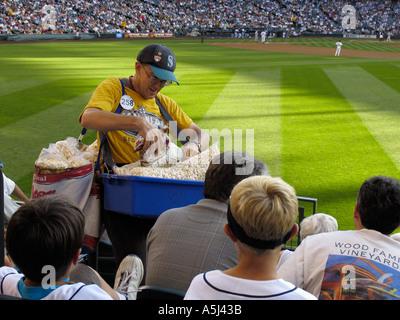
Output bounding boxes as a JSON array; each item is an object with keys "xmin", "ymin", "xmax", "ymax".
[
  {"xmin": 32, "ymin": 137, "xmax": 101, "ymax": 252},
  {"xmin": 32, "ymin": 163, "xmax": 94, "ymax": 208}
]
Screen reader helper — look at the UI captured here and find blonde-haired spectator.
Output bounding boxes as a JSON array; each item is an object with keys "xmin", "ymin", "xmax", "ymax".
[
  {"xmin": 277, "ymin": 213, "xmax": 338, "ymax": 269},
  {"xmin": 299, "ymin": 213, "xmax": 338, "ymax": 241},
  {"xmin": 185, "ymin": 176, "xmax": 316, "ymax": 300}
]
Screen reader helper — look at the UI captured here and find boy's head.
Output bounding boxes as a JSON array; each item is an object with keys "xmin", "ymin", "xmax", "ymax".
[
  {"xmin": 6, "ymin": 195, "xmax": 85, "ymax": 283},
  {"xmin": 227, "ymin": 176, "xmax": 298, "ymax": 254},
  {"xmin": 203, "ymin": 151, "xmax": 268, "ymax": 202}
]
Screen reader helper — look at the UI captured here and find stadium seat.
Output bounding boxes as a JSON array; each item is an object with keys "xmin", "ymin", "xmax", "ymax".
[
  {"xmin": 136, "ymin": 285, "xmax": 185, "ymax": 300},
  {"xmin": 0, "ymin": 293, "xmax": 24, "ymax": 300}
]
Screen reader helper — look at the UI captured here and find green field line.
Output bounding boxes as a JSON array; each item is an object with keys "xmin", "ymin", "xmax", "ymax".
[
  {"xmin": 199, "ymin": 70, "xmax": 282, "ymax": 176},
  {"xmin": 0, "ymin": 77, "xmax": 53, "ymax": 98},
  {"xmin": 324, "ymin": 66, "xmax": 400, "ymax": 171}
]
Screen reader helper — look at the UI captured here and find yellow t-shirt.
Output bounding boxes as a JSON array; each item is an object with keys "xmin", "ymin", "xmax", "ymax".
[{"xmin": 80, "ymin": 77, "xmax": 193, "ymax": 164}]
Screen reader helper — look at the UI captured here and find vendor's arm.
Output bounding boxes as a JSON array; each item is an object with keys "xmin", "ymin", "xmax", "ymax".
[
  {"xmin": 12, "ymin": 185, "xmax": 30, "ymax": 204},
  {"xmin": 181, "ymin": 122, "xmax": 210, "ymax": 160},
  {"xmin": 80, "ymin": 107, "xmax": 165, "ymax": 150}
]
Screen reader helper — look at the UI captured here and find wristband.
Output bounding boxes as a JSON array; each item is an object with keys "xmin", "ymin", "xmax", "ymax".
[{"xmin": 186, "ymin": 140, "xmax": 201, "ymax": 153}]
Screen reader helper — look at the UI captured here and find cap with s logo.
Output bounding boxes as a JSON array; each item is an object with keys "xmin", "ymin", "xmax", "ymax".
[{"xmin": 137, "ymin": 44, "xmax": 179, "ymax": 85}]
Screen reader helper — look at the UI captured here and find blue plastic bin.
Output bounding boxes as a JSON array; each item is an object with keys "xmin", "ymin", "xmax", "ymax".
[{"xmin": 100, "ymin": 173, "xmax": 204, "ymax": 218}]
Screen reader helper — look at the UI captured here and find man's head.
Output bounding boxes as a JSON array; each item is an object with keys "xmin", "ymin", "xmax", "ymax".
[
  {"xmin": 227, "ymin": 176, "xmax": 298, "ymax": 254},
  {"xmin": 137, "ymin": 44, "xmax": 178, "ymax": 85},
  {"xmin": 203, "ymin": 151, "xmax": 268, "ymax": 202},
  {"xmin": 6, "ymin": 195, "xmax": 85, "ymax": 283},
  {"xmin": 134, "ymin": 44, "xmax": 178, "ymax": 100},
  {"xmin": 356, "ymin": 175, "xmax": 400, "ymax": 234}
]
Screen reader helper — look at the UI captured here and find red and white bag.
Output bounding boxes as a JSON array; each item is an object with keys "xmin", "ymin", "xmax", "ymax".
[
  {"xmin": 32, "ymin": 138, "xmax": 102, "ymax": 252},
  {"xmin": 32, "ymin": 164, "xmax": 93, "ymax": 208}
]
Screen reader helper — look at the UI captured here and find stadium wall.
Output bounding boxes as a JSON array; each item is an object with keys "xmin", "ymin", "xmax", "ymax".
[
  {"xmin": 1, "ymin": 33, "xmax": 98, "ymax": 41},
  {"xmin": 1, "ymin": 31, "xmax": 394, "ymax": 42},
  {"xmin": 0, "ymin": 32, "xmax": 175, "ymax": 41}
]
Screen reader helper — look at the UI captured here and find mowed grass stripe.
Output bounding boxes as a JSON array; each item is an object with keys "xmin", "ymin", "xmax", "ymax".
[
  {"xmin": 280, "ymin": 65, "xmax": 394, "ymax": 229},
  {"xmin": 0, "ymin": 78, "xmax": 100, "ymax": 127},
  {"xmin": 162, "ymin": 67, "xmax": 236, "ymax": 123},
  {"xmin": 199, "ymin": 70, "xmax": 282, "ymax": 176},
  {"xmin": 2, "ymin": 56, "xmax": 136, "ymax": 79},
  {"xmin": 324, "ymin": 66, "xmax": 400, "ymax": 172},
  {"xmin": 361, "ymin": 63, "xmax": 400, "ymax": 93},
  {"xmin": 0, "ymin": 77, "xmax": 53, "ymax": 97}
]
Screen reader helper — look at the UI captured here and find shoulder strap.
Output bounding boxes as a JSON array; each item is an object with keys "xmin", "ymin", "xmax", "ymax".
[{"xmin": 155, "ymin": 97, "xmax": 189, "ymax": 145}]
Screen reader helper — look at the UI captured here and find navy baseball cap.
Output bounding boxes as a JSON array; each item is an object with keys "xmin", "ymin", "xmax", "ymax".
[{"xmin": 137, "ymin": 44, "xmax": 179, "ymax": 85}]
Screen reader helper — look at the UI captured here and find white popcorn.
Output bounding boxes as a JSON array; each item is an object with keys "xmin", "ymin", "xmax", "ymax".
[
  {"xmin": 35, "ymin": 143, "xmax": 70, "ymax": 170},
  {"xmin": 82, "ymin": 140, "xmax": 99, "ymax": 163},
  {"xmin": 55, "ymin": 137, "xmax": 80, "ymax": 159},
  {"xmin": 67, "ymin": 154, "xmax": 91, "ymax": 167},
  {"xmin": 35, "ymin": 137, "xmax": 98, "ymax": 173},
  {"xmin": 114, "ymin": 143, "xmax": 220, "ymax": 181}
]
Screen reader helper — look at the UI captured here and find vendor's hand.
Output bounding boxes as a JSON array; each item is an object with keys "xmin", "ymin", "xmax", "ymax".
[
  {"xmin": 144, "ymin": 128, "xmax": 165, "ymax": 156},
  {"xmin": 181, "ymin": 141, "xmax": 201, "ymax": 161},
  {"xmin": 138, "ymin": 118, "xmax": 165, "ymax": 154}
]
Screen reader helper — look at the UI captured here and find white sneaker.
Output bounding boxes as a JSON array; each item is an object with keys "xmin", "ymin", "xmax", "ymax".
[{"xmin": 113, "ymin": 254, "xmax": 144, "ymax": 300}]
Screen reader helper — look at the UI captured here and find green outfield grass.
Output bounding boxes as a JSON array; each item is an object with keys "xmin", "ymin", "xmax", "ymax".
[{"xmin": 1, "ymin": 37, "xmax": 400, "ymax": 232}]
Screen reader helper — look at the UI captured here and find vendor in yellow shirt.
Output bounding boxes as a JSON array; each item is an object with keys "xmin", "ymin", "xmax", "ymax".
[
  {"xmin": 79, "ymin": 44, "xmax": 210, "ymax": 267},
  {"xmin": 79, "ymin": 43, "xmax": 209, "ymax": 165}
]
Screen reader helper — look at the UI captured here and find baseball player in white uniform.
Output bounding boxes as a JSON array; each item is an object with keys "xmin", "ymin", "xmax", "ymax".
[
  {"xmin": 335, "ymin": 40, "xmax": 342, "ymax": 56},
  {"xmin": 261, "ymin": 31, "xmax": 266, "ymax": 43}
]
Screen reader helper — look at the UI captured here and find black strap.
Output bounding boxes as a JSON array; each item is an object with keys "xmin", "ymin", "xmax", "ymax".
[
  {"xmin": 94, "ymin": 79, "xmax": 125, "ymax": 172},
  {"xmin": 155, "ymin": 97, "xmax": 189, "ymax": 145}
]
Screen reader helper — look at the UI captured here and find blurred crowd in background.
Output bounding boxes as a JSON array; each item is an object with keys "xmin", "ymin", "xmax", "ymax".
[{"xmin": 1, "ymin": 0, "xmax": 399, "ymax": 37}]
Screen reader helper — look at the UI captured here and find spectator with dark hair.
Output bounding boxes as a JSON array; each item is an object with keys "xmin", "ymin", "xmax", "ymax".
[
  {"xmin": 145, "ymin": 151, "xmax": 268, "ymax": 292},
  {"xmin": 278, "ymin": 175, "xmax": 400, "ymax": 300},
  {"xmin": 0, "ymin": 195, "xmax": 143, "ymax": 300}
]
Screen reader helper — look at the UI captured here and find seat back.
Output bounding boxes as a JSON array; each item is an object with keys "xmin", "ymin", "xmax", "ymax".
[
  {"xmin": 136, "ymin": 285, "xmax": 185, "ymax": 300},
  {"xmin": 0, "ymin": 294, "xmax": 24, "ymax": 300}
]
